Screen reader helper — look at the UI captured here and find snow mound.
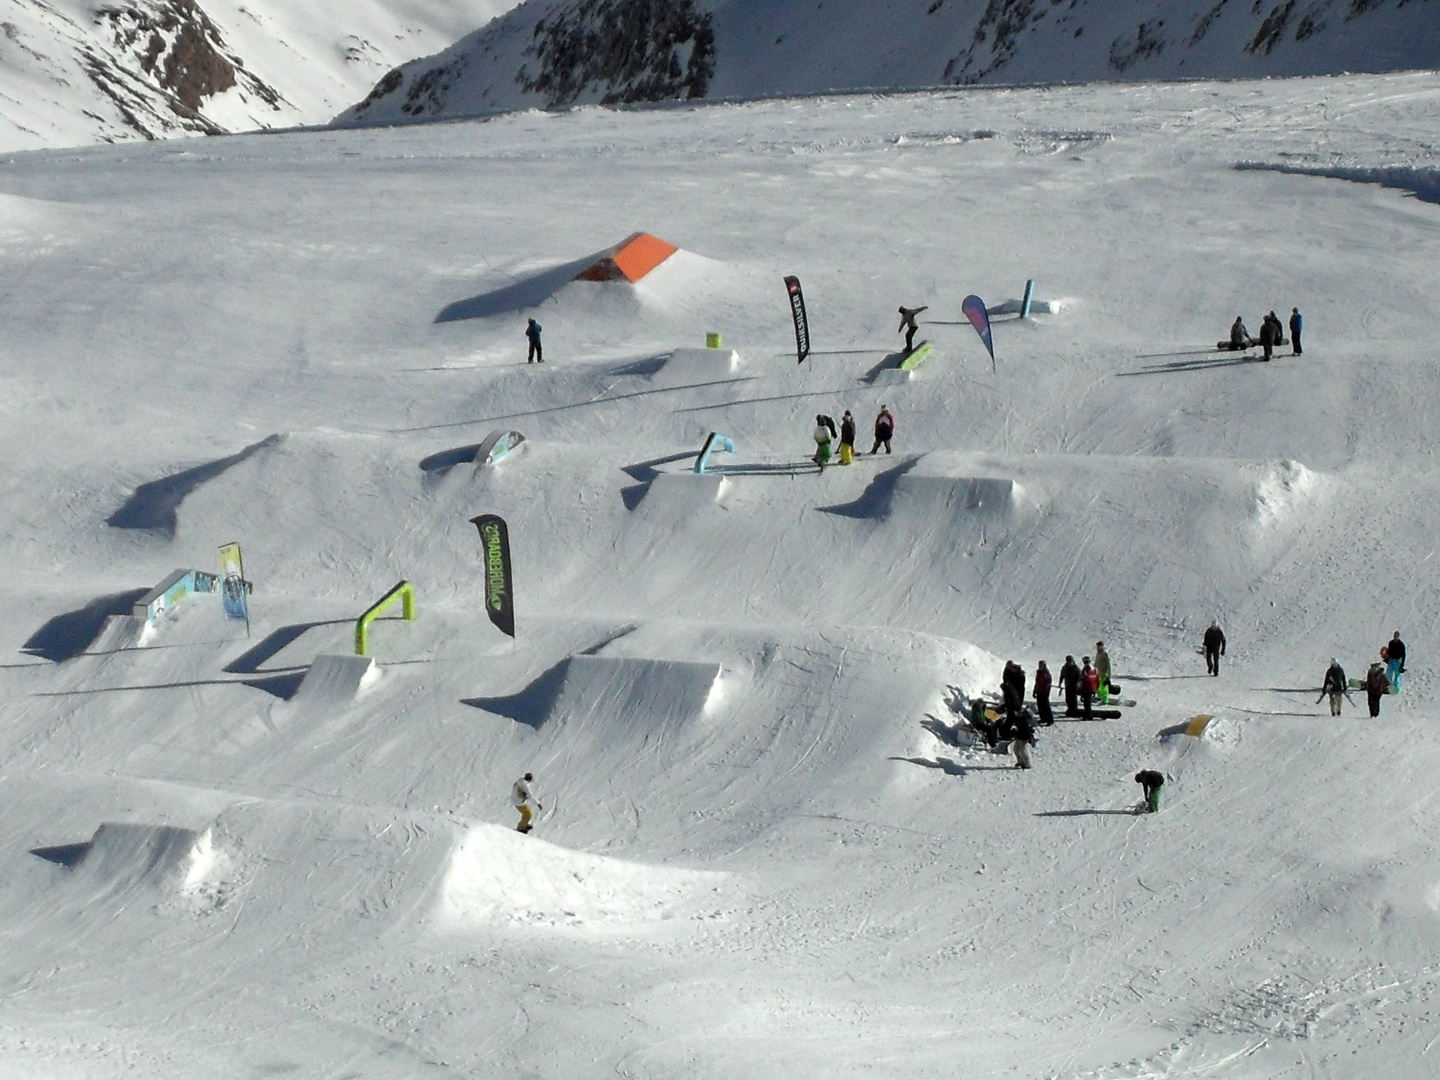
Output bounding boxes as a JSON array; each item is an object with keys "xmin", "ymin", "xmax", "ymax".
[
  {"xmin": 652, "ymin": 347, "xmax": 740, "ymax": 386},
  {"xmin": 63, "ymin": 823, "xmax": 208, "ymax": 902},
  {"xmin": 543, "ymin": 655, "xmax": 721, "ymax": 733},
  {"xmin": 292, "ymin": 653, "xmax": 379, "ymax": 707},
  {"xmin": 436, "ymin": 823, "xmax": 724, "ymax": 930},
  {"xmin": 1248, "ymin": 459, "xmax": 1323, "ymax": 529},
  {"xmin": 636, "ymin": 472, "xmax": 732, "ymax": 511}
]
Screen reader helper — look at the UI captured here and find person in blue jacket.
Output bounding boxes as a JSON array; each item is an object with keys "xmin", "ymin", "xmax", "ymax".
[
  {"xmin": 526, "ymin": 318, "xmax": 543, "ymax": 364},
  {"xmin": 1289, "ymin": 308, "xmax": 1303, "ymax": 356}
]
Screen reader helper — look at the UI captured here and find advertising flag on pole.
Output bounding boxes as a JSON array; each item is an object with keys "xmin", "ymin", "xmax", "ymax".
[
  {"xmin": 218, "ymin": 541, "xmax": 251, "ymax": 636},
  {"xmin": 784, "ymin": 276, "xmax": 810, "ymax": 364},
  {"xmin": 961, "ymin": 295, "xmax": 996, "ymax": 372},
  {"xmin": 470, "ymin": 514, "xmax": 515, "ymax": 638}
]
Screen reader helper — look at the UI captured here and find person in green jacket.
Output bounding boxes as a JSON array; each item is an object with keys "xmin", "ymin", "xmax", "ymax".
[{"xmin": 1095, "ymin": 641, "xmax": 1112, "ymax": 706}]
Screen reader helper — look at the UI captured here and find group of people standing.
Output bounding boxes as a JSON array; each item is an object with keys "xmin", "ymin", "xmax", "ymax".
[
  {"xmin": 813, "ymin": 406, "xmax": 895, "ymax": 467},
  {"xmin": 971, "ymin": 642, "xmax": 1118, "ymax": 766},
  {"xmin": 1229, "ymin": 307, "xmax": 1302, "ymax": 361},
  {"xmin": 1319, "ymin": 631, "xmax": 1407, "ymax": 718}
]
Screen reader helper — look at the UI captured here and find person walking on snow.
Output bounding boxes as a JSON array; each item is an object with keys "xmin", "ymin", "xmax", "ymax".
[
  {"xmin": 1318, "ymin": 658, "xmax": 1351, "ymax": 716},
  {"xmin": 1033, "ymin": 660, "xmax": 1054, "ymax": 726},
  {"xmin": 1094, "ymin": 641, "xmax": 1112, "ymax": 706},
  {"xmin": 1230, "ymin": 316, "xmax": 1251, "ymax": 349},
  {"xmin": 898, "ymin": 305, "xmax": 928, "ymax": 354},
  {"xmin": 512, "ymin": 772, "xmax": 542, "ymax": 833},
  {"xmin": 838, "ymin": 410, "xmax": 857, "ymax": 466},
  {"xmin": 525, "ymin": 318, "xmax": 543, "ymax": 363},
  {"xmin": 1079, "ymin": 656, "xmax": 1099, "ymax": 720},
  {"xmin": 813, "ymin": 413, "xmax": 837, "ymax": 468},
  {"xmin": 1135, "ymin": 770, "xmax": 1164, "ymax": 814},
  {"xmin": 1058, "ymin": 655, "xmax": 1081, "ymax": 716},
  {"xmin": 1365, "ymin": 662, "xmax": 1390, "ymax": 718},
  {"xmin": 1289, "ymin": 307, "xmax": 1303, "ymax": 355},
  {"xmin": 1385, "ymin": 631, "xmax": 1406, "ymax": 694},
  {"xmin": 871, "ymin": 405, "xmax": 895, "ymax": 455},
  {"xmin": 1203, "ymin": 621, "xmax": 1227, "ymax": 676}
]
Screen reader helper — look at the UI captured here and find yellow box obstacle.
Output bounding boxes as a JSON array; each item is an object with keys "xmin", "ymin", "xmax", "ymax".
[
  {"xmin": 705, "ymin": 332, "xmax": 723, "ymax": 348},
  {"xmin": 355, "ymin": 580, "xmax": 415, "ymax": 656},
  {"xmin": 1184, "ymin": 714, "xmax": 1214, "ymax": 737}
]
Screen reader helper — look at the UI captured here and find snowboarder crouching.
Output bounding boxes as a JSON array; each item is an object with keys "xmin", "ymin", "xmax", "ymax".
[
  {"xmin": 1317, "ymin": 659, "xmax": 1350, "ymax": 716},
  {"xmin": 871, "ymin": 405, "xmax": 895, "ymax": 455},
  {"xmin": 1135, "ymin": 770, "xmax": 1164, "ymax": 814},
  {"xmin": 1203, "ymin": 621, "xmax": 1226, "ymax": 676},
  {"xmin": 512, "ymin": 772, "xmax": 542, "ymax": 833},
  {"xmin": 813, "ymin": 413, "xmax": 837, "ymax": 467}
]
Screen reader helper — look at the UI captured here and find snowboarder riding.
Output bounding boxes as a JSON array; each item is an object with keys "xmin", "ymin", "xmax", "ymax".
[
  {"xmin": 512, "ymin": 772, "xmax": 542, "ymax": 833},
  {"xmin": 898, "ymin": 305, "xmax": 928, "ymax": 354}
]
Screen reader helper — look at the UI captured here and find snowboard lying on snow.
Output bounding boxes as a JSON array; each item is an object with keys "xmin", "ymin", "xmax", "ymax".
[{"xmin": 1217, "ymin": 337, "xmax": 1288, "ymax": 351}]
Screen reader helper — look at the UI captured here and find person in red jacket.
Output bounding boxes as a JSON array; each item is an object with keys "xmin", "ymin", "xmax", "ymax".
[
  {"xmin": 870, "ymin": 405, "xmax": 895, "ymax": 454},
  {"xmin": 1079, "ymin": 656, "xmax": 1100, "ymax": 720},
  {"xmin": 1033, "ymin": 660, "xmax": 1054, "ymax": 726}
]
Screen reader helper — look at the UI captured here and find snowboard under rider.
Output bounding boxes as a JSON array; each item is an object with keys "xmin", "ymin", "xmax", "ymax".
[
  {"xmin": 525, "ymin": 318, "xmax": 543, "ymax": 364},
  {"xmin": 871, "ymin": 406, "xmax": 895, "ymax": 455},
  {"xmin": 1058, "ymin": 655, "xmax": 1080, "ymax": 716},
  {"xmin": 1033, "ymin": 660, "xmax": 1054, "ymax": 726},
  {"xmin": 898, "ymin": 305, "xmax": 928, "ymax": 353},
  {"xmin": 1318, "ymin": 659, "xmax": 1350, "ymax": 716},
  {"xmin": 1365, "ymin": 662, "xmax": 1390, "ymax": 718},
  {"xmin": 1289, "ymin": 307, "xmax": 1303, "ymax": 356},
  {"xmin": 1135, "ymin": 770, "xmax": 1164, "ymax": 814},
  {"xmin": 1203, "ymin": 622, "xmax": 1226, "ymax": 676},
  {"xmin": 839, "ymin": 410, "xmax": 857, "ymax": 466},
  {"xmin": 813, "ymin": 413, "xmax": 838, "ymax": 467},
  {"xmin": 1385, "ymin": 631, "xmax": 1405, "ymax": 694},
  {"xmin": 512, "ymin": 772, "xmax": 542, "ymax": 833}
]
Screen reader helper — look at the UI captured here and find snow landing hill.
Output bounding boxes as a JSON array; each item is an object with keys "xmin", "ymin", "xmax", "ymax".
[
  {"xmin": 338, "ymin": 0, "xmax": 1440, "ymax": 127},
  {"xmin": 0, "ymin": 0, "xmax": 519, "ymax": 152}
]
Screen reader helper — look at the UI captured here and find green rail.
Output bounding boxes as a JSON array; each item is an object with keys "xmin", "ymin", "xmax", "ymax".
[{"xmin": 355, "ymin": 580, "xmax": 415, "ymax": 656}]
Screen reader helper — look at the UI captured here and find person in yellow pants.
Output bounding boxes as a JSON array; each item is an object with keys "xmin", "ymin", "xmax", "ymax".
[
  {"xmin": 838, "ymin": 410, "xmax": 856, "ymax": 465},
  {"xmin": 1095, "ymin": 641, "xmax": 1112, "ymax": 706},
  {"xmin": 512, "ymin": 772, "xmax": 541, "ymax": 833}
]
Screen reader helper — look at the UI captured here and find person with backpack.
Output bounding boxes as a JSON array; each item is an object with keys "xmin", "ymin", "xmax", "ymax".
[
  {"xmin": 1289, "ymin": 307, "xmax": 1303, "ymax": 355},
  {"xmin": 525, "ymin": 318, "xmax": 543, "ymax": 363},
  {"xmin": 1033, "ymin": 660, "xmax": 1054, "ymax": 726},
  {"xmin": 1094, "ymin": 641, "xmax": 1112, "ymax": 705},
  {"xmin": 1079, "ymin": 656, "xmax": 1099, "ymax": 719},
  {"xmin": 838, "ymin": 410, "xmax": 857, "ymax": 465},
  {"xmin": 1385, "ymin": 630, "xmax": 1406, "ymax": 694},
  {"xmin": 512, "ymin": 772, "xmax": 542, "ymax": 833},
  {"xmin": 871, "ymin": 405, "xmax": 895, "ymax": 455},
  {"xmin": 1365, "ymin": 662, "xmax": 1391, "ymax": 718},
  {"xmin": 1202, "ymin": 621, "xmax": 1226, "ymax": 676},
  {"xmin": 812, "ymin": 413, "xmax": 837, "ymax": 467},
  {"xmin": 1058, "ymin": 655, "xmax": 1080, "ymax": 716},
  {"xmin": 1317, "ymin": 658, "xmax": 1351, "ymax": 716},
  {"xmin": 1135, "ymin": 770, "xmax": 1164, "ymax": 814}
]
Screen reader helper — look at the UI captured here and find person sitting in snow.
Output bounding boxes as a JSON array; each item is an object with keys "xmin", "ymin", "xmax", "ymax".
[{"xmin": 1230, "ymin": 316, "xmax": 1251, "ymax": 349}]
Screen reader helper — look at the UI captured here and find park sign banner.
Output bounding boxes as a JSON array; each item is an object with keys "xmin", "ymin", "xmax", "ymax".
[
  {"xmin": 470, "ymin": 514, "xmax": 515, "ymax": 637},
  {"xmin": 784, "ymin": 275, "xmax": 810, "ymax": 363}
]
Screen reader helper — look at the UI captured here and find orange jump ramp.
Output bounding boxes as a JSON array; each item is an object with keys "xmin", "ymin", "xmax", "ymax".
[{"xmin": 575, "ymin": 232, "xmax": 679, "ymax": 283}]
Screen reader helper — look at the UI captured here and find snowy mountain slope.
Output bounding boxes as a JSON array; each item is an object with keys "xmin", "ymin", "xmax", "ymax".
[
  {"xmin": 338, "ymin": 0, "xmax": 1440, "ymax": 127},
  {"xmin": 0, "ymin": 0, "xmax": 518, "ymax": 152},
  {"xmin": 4, "ymin": 71, "xmax": 1440, "ymax": 1077}
]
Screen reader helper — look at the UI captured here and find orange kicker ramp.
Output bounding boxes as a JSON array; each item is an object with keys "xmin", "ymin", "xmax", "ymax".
[{"xmin": 575, "ymin": 232, "xmax": 679, "ymax": 283}]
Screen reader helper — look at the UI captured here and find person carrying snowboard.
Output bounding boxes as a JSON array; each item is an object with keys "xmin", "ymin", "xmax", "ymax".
[
  {"xmin": 1230, "ymin": 316, "xmax": 1251, "ymax": 350},
  {"xmin": 1317, "ymin": 658, "xmax": 1351, "ymax": 716},
  {"xmin": 1135, "ymin": 770, "xmax": 1164, "ymax": 814},
  {"xmin": 871, "ymin": 405, "xmax": 895, "ymax": 455},
  {"xmin": 1365, "ymin": 662, "xmax": 1390, "ymax": 718},
  {"xmin": 1058, "ymin": 655, "xmax": 1080, "ymax": 716},
  {"xmin": 1385, "ymin": 630, "xmax": 1405, "ymax": 694},
  {"xmin": 1094, "ymin": 641, "xmax": 1112, "ymax": 706},
  {"xmin": 838, "ymin": 410, "xmax": 857, "ymax": 466},
  {"xmin": 1203, "ymin": 621, "xmax": 1227, "ymax": 676},
  {"xmin": 1289, "ymin": 307, "xmax": 1303, "ymax": 355},
  {"xmin": 512, "ymin": 772, "xmax": 542, "ymax": 833},
  {"xmin": 525, "ymin": 318, "xmax": 543, "ymax": 363},
  {"xmin": 1079, "ymin": 656, "xmax": 1099, "ymax": 720},
  {"xmin": 812, "ymin": 413, "xmax": 837, "ymax": 468},
  {"xmin": 1033, "ymin": 659, "xmax": 1054, "ymax": 726},
  {"xmin": 898, "ymin": 305, "xmax": 928, "ymax": 354}
]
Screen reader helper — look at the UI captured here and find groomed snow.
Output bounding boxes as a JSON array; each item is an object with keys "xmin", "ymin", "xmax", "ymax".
[{"xmin": 1, "ymin": 71, "xmax": 1439, "ymax": 1077}]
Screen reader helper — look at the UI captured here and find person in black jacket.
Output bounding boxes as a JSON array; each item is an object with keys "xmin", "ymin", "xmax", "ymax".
[
  {"xmin": 1202, "ymin": 622, "xmax": 1227, "ymax": 676},
  {"xmin": 1135, "ymin": 770, "xmax": 1164, "ymax": 813},
  {"xmin": 1011, "ymin": 709, "xmax": 1036, "ymax": 769},
  {"xmin": 1058, "ymin": 655, "xmax": 1080, "ymax": 715},
  {"xmin": 1289, "ymin": 307, "xmax": 1303, "ymax": 355},
  {"xmin": 1033, "ymin": 660, "xmax": 1054, "ymax": 726},
  {"xmin": 838, "ymin": 410, "xmax": 857, "ymax": 465},
  {"xmin": 1001, "ymin": 662, "xmax": 1025, "ymax": 729},
  {"xmin": 1259, "ymin": 312, "xmax": 1281, "ymax": 361},
  {"xmin": 1386, "ymin": 631, "xmax": 1406, "ymax": 694},
  {"xmin": 1317, "ymin": 659, "xmax": 1350, "ymax": 715},
  {"xmin": 1365, "ymin": 662, "xmax": 1390, "ymax": 717}
]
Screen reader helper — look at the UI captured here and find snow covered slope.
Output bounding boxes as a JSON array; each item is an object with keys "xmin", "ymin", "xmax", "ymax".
[
  {"xmin": 0, "ymin": 0, "xmax": 518, "ymax": 151},
  {"xmin": 338, "ymin": 0, "xmax": 1440, "ymax": 127},
  {"xmin": 3, "ymin": 70, "xmax": 1440, "ymax": 1077}
]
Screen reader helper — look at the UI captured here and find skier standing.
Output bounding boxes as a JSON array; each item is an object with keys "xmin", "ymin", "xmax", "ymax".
[
  {"xmin": 1135, "ymin": 770, "xmax": 1164, "ymax": 814},
  {"xmin": 898, "ymin": 305, "xmax": 928, "ymax": 354},
  {"xmin": 1058, "ymin": 655, "xmax": 1080, "ymax": 716},
  {"xmin": 1202, "ymin": 621, "xmax": 1227, "ymax": 676},
  {"xmin": 871, "ymin": 405, "xmax": 895, "ymax": 455},
  {"xmin": 512, "ymin": 772, "xmax": 542, "ymax": 833},
  {"xmin": 525, "ymin": 318, "xmax": 543, "ymax": 363},
  {"xmin": 1365, "ymin": 662, "xmax": 1390, "ymax": 718},
  {"xmin": 1289, "ymin": 307, "xmax": 1303, "ymax": 355},
  {"xmin": 1079, "ymin": 656, "xmax": 1099, "ymax": 720},
  {"xmin": 1094, "ymin": 641, "xmax": 1112, "ymax": 706},
  {"xmin": 838, "ymin": 410, "xmax": 857, "ymax": 466},
  {"xmin": 1033, "ymin": 660, "xmax": 1054, "ymax": 726},
  {"xmin": 812, "ymin": 413, "xmax": 837, "ymax": 467},
  {"xmin": 1317, "ymin": 658, "xmax": 1350, "ymax": 716},
  {"xmin": 1385, "ymin": 630, "xmax": 1406, "ymax": 694}
]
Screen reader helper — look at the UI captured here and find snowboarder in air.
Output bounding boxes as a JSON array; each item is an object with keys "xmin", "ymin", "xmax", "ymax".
[
  {"xmin": 1318, "ymin": 658, "xmax": 1350, "ymax": 716},
  {"xmin": 813, "ymin": 413, "xmax": 837, "ymax": 468},
  {"xmin": 1094, "ymin": 641, "xmax": 1112, "ymax": 706},
  {"xmin": 1135, "ymin": 770, "xmax": 1164, "ymax": 814},
  {"xmin": 512, "ymin": 772, "xmax": 542, "ymax": 833},
  {"xmin": 871, "ymin": 405, "xmax": 895, "ymax": 455},
  {"xmin": 1079, "ymin": 656, "xmax": 1099, "ymax": 720},
  {"xmin": 1230, "ymin": 316, "xmax": 1252, "ymax": 350},
  {"xmin": 839, "ymin": 410, "xmax": 857, "ymax": 466},
  {"xmin": 1365, "ymin": 662, "xmax": 1390, "ymax": 718},
  {"xmin": 898, "ymin": 305, "xmax": 928, "ymax": 354},
  {"xmin": 1385, "ymin": 631, "xmax": 1405, "ymax": 694},
  {"xmin": 1289, "ymin": 307, "xmax": 1303, "ymax": 355},
  {"xmin": 1033, "ymin": 659, "xmax": 1054, "ymax": 726},
  {"xmin": 525, "ymin": 318, "xmax": 543, "ymax": 363},
  {"xmin": 1202, "ymin": 621, "xmax": 1227, "ymax": 676},
  {"xmin": 1058, "ymin": 655, "xmax": 1080, "ymax": 716}
]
